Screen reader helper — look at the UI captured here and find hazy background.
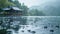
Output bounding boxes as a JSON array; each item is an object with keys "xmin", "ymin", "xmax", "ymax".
[
  {"xmin": 0, "ymin": 0, "xmax": 60, "ymax": 16},
  {"xmin": 18, "ymin": 0, "xmax": 60, "ymax": 8},
  {"xmin": 18, "ymin": 0, "xmax": 60, "ymax": 16}
]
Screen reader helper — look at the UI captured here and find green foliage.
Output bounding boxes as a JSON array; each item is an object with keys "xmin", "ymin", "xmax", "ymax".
[
  {"xmin": 28, "ymin": 9, "xmax": 45, "ymax": 16},
  {"xmin": 0, "ymin": 0, "xmax": 15, "ymax": 8},
  {"xmin": 21, "ymin": 3, "xmax": 29, "ymax": 16},
  {"xmin": 0, "ymin": 0, "xmax": 15, "ymax": 16},
  {"xmin": 0, "ymin": 0, "xmax": 25, "ymax": 16},
  {"xmin": 9, "ymin": 0, "xmax": 29, "ymax": 16},
  {"xmin": 13, "ymin": 0, "xmax": 21, "ymax": 9}
]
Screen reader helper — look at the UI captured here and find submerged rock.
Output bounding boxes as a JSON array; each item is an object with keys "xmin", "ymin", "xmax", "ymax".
[
  {"xmin": 21, "ymin": 30, "xmax": 24, "ymax": 32},
  {"xmin": 56, "ymin": 25, "xmax": 59, "ymax": 28},
  {"xmin": 44, "ymin": 26, "xmax": 48, "ymax": 29},
  {"xmin": 50, "ymin": 30, "xmax": 54, "ymax": 32},
  {"xmin": 27, "ymin": 30, "xmax": 31, "ymax": 32},
  {"xmin": 31, "ymin": 31, "xmax": 36, "ymax": 34}
]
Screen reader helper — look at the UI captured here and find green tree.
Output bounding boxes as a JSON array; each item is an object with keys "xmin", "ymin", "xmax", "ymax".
[
  {"xmin": 9, "ymin": 0, "xmax": 29, "ymax": 16},
  {"xmin": 12, "ymin": 0, "xmax": 22, "ymax": 9},
  {"xmin": 0, "ymin": 0, "xmax": 16, "ymax": 16},
  {"xmin": 29, "ymin": 9, "xmax": 45, "ymax": 16},
  {"xmin": 21, "ymin": 3, "xmax": 29, "ymax": 16},
  {"xmin": 0, "ymin": 0, "xmax": 15, "ymax": 8}
]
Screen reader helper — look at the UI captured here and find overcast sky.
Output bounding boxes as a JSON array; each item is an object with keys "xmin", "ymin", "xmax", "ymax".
[
  {"xmin": 18, "ymin": 0, "xmax": 59, "ymax": 8},
  {"xmin": 18, "ymin": 0, "xmax": 46, "ymax": 7}
]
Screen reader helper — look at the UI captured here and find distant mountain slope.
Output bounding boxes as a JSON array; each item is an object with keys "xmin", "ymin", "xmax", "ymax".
[{"xmin": 29, "ymin": 0, "xmax": 60, "ymax": 16}]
